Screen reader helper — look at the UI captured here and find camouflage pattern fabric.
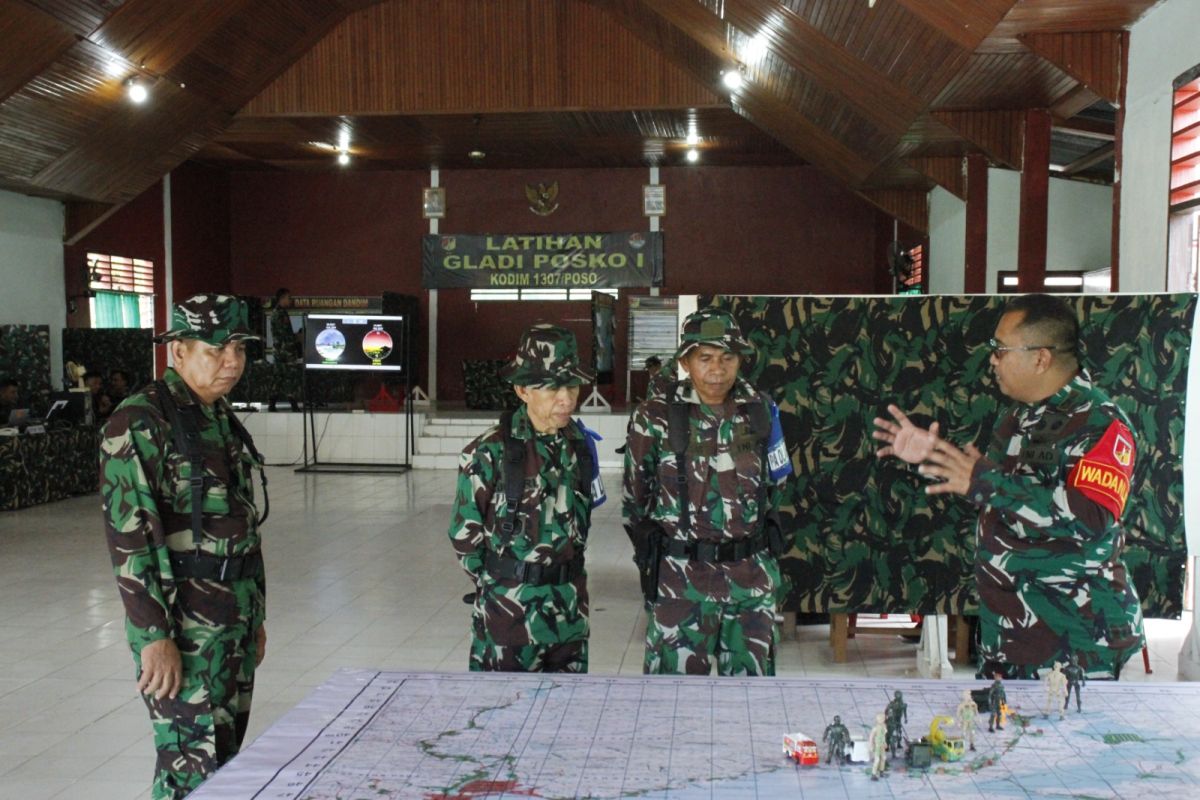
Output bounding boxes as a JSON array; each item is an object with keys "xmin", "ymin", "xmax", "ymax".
[
  {"xmin": 62, "ymin": 328, "xmax": 154, "ymax": 392},
  {"xmin": 448, "ymin": 405, "xmax": 593, "ymax": 672},
  {"xmin": 100, "ymin": 368, "xmax": 266, "ymax": 799},
  {"xmin": 970, "ymin": 371, "xmax": 1144, "ymax": 679},
  {"xmin": 268, "ymin": 298, "xmax": 303, "ymax": 403},
  {"xmin": 0, "ymin": 324, "xmax": 51, "ymax": 415},
  {"xmin": 708, "ymin": 294, "xmax": 1195, "ymax": 620},
  {"xmin": 0, "ymin": 425, "xmax": 98, "ymax": 510},
  {"xmin": 156, "ymin": 294, "xmax": 259, "ymax": 345},
  {"xmin": 623, "ymin": 376, "xmax": 788, "ymax": 676},
  {"xmin": 464, "ymin": 360, "xmax": 520, "ymax": 410},
  {"xmin": 500, "ymin": 323, "xmax": 594, "ymax": 387}
]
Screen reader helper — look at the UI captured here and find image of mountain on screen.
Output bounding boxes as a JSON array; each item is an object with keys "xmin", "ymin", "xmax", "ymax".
[
  {"xmin": 362, "ymin": 324, "xmax": 394, "ymax": 365},
  {"xmin": 315, "ymin": 324, "xmax": 346, "ymax": 361}
]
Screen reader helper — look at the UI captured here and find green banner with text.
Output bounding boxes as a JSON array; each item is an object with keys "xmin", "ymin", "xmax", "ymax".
[{"xmin": 422, "ymin": 232, "xmax": 663, "ymax": 290}]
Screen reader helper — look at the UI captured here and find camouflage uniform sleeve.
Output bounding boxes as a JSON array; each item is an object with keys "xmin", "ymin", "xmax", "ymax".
[
  {"xmin": 966, "ymin": 424, "xmax": 1120, "ymax": 540},
  {"xmin": 99, "ymin": 406, "xmax": 177, "ymax": 655},
  {"xmin": 622, "ymin": 401, "xmax": 660, "ymax": 526},
  {"xmin": 448, "ymin": 436, "xmax": 497, "ymax": 580}
]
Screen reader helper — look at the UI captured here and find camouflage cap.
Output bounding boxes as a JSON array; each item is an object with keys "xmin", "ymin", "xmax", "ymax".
[
  {"xmin": 154, "ymin": 294, "xmax": 260, "ymax": 345},
  {"xmin": 676, "ymin": 308, "xmax": 754, "ymax": 359},
  {"xmin": 500, "ymin": 324, "xmax": 594, "ymax": 388}
]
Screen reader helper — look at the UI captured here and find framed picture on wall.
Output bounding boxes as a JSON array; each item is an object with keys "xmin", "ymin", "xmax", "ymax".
[
  {"xmin": 643, "ymin": 184, "xmax": 666, "ymax": 217},
  {"xmin": 422, "ymin": 187, "xmax": 446, "ymax": 219}
]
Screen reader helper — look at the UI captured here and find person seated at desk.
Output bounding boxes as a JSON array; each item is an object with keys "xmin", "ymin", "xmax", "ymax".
[
  {"xmin": 85, "ymin": 371, "xmax": 114, "ymax": 421},
  {"xmin": 0, "ymin": 378, "xmax": 19, "ymax": 422}
]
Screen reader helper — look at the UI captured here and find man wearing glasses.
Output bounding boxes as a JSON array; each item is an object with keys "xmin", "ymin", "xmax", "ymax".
[{"xmin": 872, "ymin": 294, "xmax": 1144, "ymax": 681}]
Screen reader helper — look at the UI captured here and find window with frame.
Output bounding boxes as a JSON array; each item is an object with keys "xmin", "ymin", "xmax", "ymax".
[
  {"xmin": 897, "ymin": 244, "xmax": 925, "ymax": 295},
  {"xmin": 1169, "ymin": 65, "xmax": 1200, "ymax": 291},
  {"xmin": 469, "ymin": 288, "xmax": 617, "ymax": 302},
  {"xmin": 87, "ymin": 252, "xmax": 155, "ymax": 329}
]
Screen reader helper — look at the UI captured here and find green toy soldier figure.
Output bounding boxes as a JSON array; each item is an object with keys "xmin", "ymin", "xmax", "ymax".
[
  {"xmin": 987, "ymin": 676, "xmax": 1007, "ymax": 732},
  {"xmin": 874, "ymin": 294, "xmax": 1144, "ymax": 680},
  {"xmin": 1063, "ymin": 654, "xmax": 1087, "ymax": 712},
  {"xmin": 823, "ymin": 715, "xmax": 850, "ymax": 765},
  {"xmin": 101, "ymin": 294, "xmax": 269, "ymax": 800},
  {"xmin": 957, "ymin": 690, "xmax": 979, "ymax": 751},
  {"xmin": 449, "ymin": 324, "xmax": 603, "ymax": 672},
  {"xmin": 885, "ymin": 689, "xmax": 908, "ymax": 757},
  {"xmin": 623, "ymin": 308, "xmax": 792, "ymax": 676}
]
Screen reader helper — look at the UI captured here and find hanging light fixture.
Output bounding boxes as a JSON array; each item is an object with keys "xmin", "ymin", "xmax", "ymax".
[{"xmin": 124, "ymin": 77, "xmax": 148, "ymax": 104}]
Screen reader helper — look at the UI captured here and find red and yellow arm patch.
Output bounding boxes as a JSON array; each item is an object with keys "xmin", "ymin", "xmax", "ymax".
[{"xmin": 1067, "ymin": 420, "xmax": 1136, "ymax": 520}]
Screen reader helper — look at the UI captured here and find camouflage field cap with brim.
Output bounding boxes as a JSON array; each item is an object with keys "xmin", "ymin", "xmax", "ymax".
[
  {"xmin": 500, "ymin": 324, "xmax": 594, "ymax": 388},
  {"xmin": 675, "ymin": 308, "xmax": 755, "ymax": 359},
  {"xmin": 154, "ymin": 294, "xmax": 261, "ymax": 346}
]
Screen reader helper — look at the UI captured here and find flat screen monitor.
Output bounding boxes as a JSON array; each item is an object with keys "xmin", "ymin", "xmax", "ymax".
[
  {"xmin": 45, "ymin": 391, "xmax": 90, "ymax": 424},
  {"xmin": 303, "ymin": 314, "xmax": 406, "ymax": 372}
]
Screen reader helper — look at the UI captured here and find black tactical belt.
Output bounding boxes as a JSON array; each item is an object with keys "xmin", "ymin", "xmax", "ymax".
[
  {"xmin": 484, "ymin": 551, "xmax": 584, "ymax": 586},
  {"xmin": 169, "ymin": 550, "xmax": 264, "ymax": 581},
  {"xmin": 664, "ymin": 531, "xmax": 771, "ymax": 563}
]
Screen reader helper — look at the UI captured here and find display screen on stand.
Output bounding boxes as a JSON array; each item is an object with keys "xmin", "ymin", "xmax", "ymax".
[{"xmin": 303, "ymin": 314, "xmax": 406, "ymax": 372}]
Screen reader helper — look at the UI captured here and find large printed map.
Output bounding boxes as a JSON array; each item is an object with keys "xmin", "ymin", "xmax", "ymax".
[{"xmin": 190, "ymin": 670, "xmax": 1200, "ymax": 799}]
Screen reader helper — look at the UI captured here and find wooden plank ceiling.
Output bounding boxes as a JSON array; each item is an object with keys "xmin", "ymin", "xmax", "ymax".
[{"xmin": 0, "ymin": 0, "xmax": 1164, "ymax": 233}]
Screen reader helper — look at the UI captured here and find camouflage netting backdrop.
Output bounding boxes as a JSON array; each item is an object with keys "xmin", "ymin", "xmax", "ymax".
[
  {"xmin": 0, "ymin": 324, "xmax": 51, "ymax": 415},
  {"xmin": 703, "ymin": 294, "xmax": 1196, "ymax": 619},
  {"xmin": 61, "ymin": 328, "xmax": 153, "ymax": 391}
]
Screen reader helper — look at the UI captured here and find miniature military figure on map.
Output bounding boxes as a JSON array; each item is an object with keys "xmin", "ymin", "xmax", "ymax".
[
  {"xmin": 1063, "ymin": 653, "xmax": 1087, "ymax": 712},
  {"xmin": 987, "ymin": 676, "xmax": 1007, "ymax": 732},
  {"xmin": 873, "ymin": 293, "xmax": 1144, "ymax": 680},
  {"xmin": 1043, "ymin": 661, "xmax": 1068, "ymax": 720},
  {"xmin": 622, "ymin": 308, "xmax": 792, "ymax": 676},
  {"xmin": 885, "ymin": 689, "xmax": 908, "ymax": 758},
  {"xmin": 822, "ymin": 715, "xmax": 850, "ymax": 766},
  {"xmin": 868, "ymin": 713, "xmax": 888, "ymax": 780},
  {"xmin": 101, "ymin": 294, "xmax": 270, "ymax": 800},
  {"xmin": 957, "ymin": 689, "xmax": 979, "ymax": 751},
  {"xmin": 448, "ymin": 324, "xmax": 604, "ymax": 672}
]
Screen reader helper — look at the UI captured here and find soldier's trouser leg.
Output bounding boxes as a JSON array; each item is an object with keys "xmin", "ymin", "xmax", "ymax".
[
  {"xmin": 136, "ymin": 582, "xmax": 262, "ymax": 799},
  {"xmin": 644, "ymin": 597, "xmax": 721, "ymax": 675},
  {"xmin": 469, "ymin": 575, "xmax": 588, "ymax": 673}
]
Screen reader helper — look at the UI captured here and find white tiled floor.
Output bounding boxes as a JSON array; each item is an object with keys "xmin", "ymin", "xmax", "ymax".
[{"xmin": 0, "ymin": 467, "xmax": 1191, "ymax": 799}]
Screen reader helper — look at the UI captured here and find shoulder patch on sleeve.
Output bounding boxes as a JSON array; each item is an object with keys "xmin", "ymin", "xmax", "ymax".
[{"xmin": 1067, "ymin": 420, "xmax": 1135, "ymax": 520}]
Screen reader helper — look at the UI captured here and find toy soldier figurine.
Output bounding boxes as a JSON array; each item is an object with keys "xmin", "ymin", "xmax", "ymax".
[
  {"xmin": 449, "ymin": 324, "xmax": 603, "ymax": 672},
  {"xmin": 1043, "ymin": 661, "xmax": 1068, "ymax": 720},
  {"xmin": 956, "ymin": 690, "xmax": 979, "ymax": 751},
  {"xmin": 1063, "ymin": 654, "xmax": 1086, "ymax": 713},
  {"xmin": 987, "ymin": 676, "xmax": 1007, "ymax": 732},
  {"xmin": 822, "ymin": 715, "xmax": 850, "ymax": 765},
  {"xmin": 868, "ymin": 713, "xmax": 888, "ymax": 780},
  {"xmin": 101, "ymin": 294, "xmax": 269, "ymax": 800},
  {"xmin": 885, "ymin": 689, "xmax": 908, "ymax": 758}
]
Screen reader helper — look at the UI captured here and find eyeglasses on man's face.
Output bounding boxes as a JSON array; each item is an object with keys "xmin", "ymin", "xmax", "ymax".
[{"xmin": 988, "ymin": 338, "xmax": 1059, "ymax": 358}]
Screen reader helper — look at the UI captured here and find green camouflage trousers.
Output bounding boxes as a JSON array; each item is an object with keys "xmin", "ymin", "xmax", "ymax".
[
  {"xmin": 133, "ymin": 578, "xmax": 263, "ymax": 800},
  {"xmin": 469, "ymin": 574, "xmax": 589, "ymax": 672},
  {"xmin": 268, "ymin": 362, "xmax": 302, "ymax": 402},
  {"xmin": 643, "ymin": 555, "xmax": 780, "ymax": 676}
]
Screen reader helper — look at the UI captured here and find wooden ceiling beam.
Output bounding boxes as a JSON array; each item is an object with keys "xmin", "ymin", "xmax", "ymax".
[
  {"xmin": 1059, "ymin": 142, "xmax": 1115, "ymax": 176},
  {"xmin": 903, "ymin": 156, "xmax": 966, "ymax": 200},
  {"xmin": 0, "ymin": 0, "xmax": 78, "ymax": 104},
  {"xmin": 1053, "ymin": 115, "xmax": 1115, "ymax": 141},
  {"xmin": 931, "ymin": 109, "xmax": 1025, "ymax": 170},
  {"xmin": 1050, "ymin": 83, "xmax": 1102, "ymax": 122},
  {"xmin": 893, "ymin": 0, "xmax": 1020, "ymax": 51},
  {"xmin": 858, "ymin": 188, "xmax": 929, "ymax": 235},
  {"xmin": 592, "ymin": 0, "xmax": 879, "ymax": 185},
  {"xmin": 1019, "ymin": 31, "xmax": 1123, "ymax": 104}
]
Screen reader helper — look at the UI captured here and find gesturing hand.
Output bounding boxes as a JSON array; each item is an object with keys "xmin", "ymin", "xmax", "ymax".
[
  {"xmin": 918, "ymin": 440, "xmax": 983, "ymax": 496},
  {"xmin": 872, "ymin": 404, "xmax": 940, "ymax": 464}
]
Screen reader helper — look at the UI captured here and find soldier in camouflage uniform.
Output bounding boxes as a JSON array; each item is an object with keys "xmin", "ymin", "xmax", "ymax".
[
  {"xmin": 448, "ymin": 324, "xmax": 603, "ymax": 672},
  {"xmin": 101, "ymin": 294, "xmax": 268, "ymax": 799},
  {"xmin": 874, "ymin": 294, "xmax": 1144, "ymax": 680},
  {"xmin": 268, "ymin": 287, "xmax": 302, "ymax": 411},
  {"xmin": 623, "ymin": 309, "xmax": 792, "ymax": 676}
]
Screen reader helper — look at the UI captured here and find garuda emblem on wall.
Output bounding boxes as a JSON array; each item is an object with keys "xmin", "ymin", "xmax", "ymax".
[{"xmin": 525, "ymin": 181, "xmax": 559, "ymax": 216}]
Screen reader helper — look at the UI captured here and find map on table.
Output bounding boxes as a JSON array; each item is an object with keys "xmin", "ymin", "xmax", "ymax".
[{"xmin": 190, "ymin": 669, "xmax": 1200, "ymax": 799}]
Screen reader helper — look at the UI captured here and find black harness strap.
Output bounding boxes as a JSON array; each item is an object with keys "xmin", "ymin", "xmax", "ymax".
[
  {"xmin": 665, "ymin": 382, "xmax": 772, "ymax": 536},
  {"xmin": 498, "ymin": 411, "xmax": 594, "ymax": 547}
]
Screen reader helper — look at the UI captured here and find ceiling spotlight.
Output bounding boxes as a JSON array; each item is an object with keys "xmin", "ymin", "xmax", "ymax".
[
  {"xmin": 686, "ymin": 148, "xmax": 699, "ymax": 164},
  {"xmin": 125, "ymin": 78, "xmax": 148, "ymax": 104},
  {"xmin": 468, "ymin": 149, "xmax": 486, "ymax": 162},
  {"xmin": 337, "ymin": 152, "xmax": 351, "ymax": 166},
  {"xmin": 721, "ymin": 68, "xmax": 744, "ymax": 91},
  {"xmin": 685, "ymin": 131, "xmax": 699, "ymax": 145}
]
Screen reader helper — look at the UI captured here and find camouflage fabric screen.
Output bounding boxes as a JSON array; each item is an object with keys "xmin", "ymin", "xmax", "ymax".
[
  {"xmin": 0, "ymin": 425, "xmax": 98, "ymax": 510},
  {"xmin": 61, "ymin": 328, "xmax": 153, "ymax": 392},
  {"xmin": 703, "ymin": 294, "xmax": 1195, "ymax": 619},
  {"xmin": 464, "ymin": 360, "xmax": 520, "ymax": 410},
  {"xmin": 0, "ymin": 324, "xmax": 51, "ymax": 415}
]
